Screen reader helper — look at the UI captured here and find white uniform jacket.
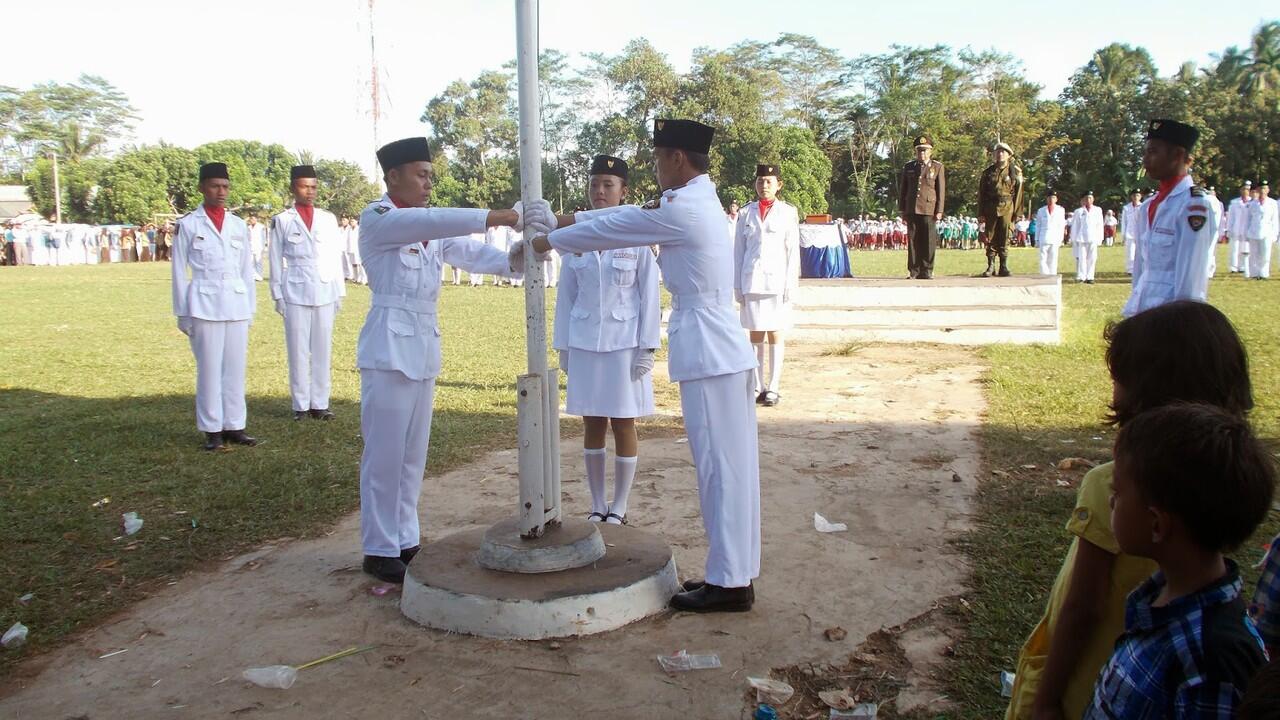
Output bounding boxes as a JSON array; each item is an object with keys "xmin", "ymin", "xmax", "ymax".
[
  {"xmin": 1121, "ymin": 202, "xmax": 1143, "ymax": 242},
  {"xmin": 1123, "ymin": 176, "xmax": 1218, "ymax": 317},
  {"xmin": 355, "ymin": 195, "xmax": 509, "ymax": 381},
  {"xmin": 1070, "ymin": 205, "xmax": 1105, "ymax": 246},
  {"xmin": 1227, "ymin": 197, "xmax": 1250, "ymax": 237},
  {"xmin": 248, "ymin": 223, "xmax": 266, "ymax": 257},
  {"xmin": 734, "ymin": 199, "xmax": 801, "ymax": 297},
  {"xmin": 269, "ymin": 206, "xmax": 346, "ymax": 307},
  {"xmin": 1034, "ymin": 205, "xmax": 1066, "ymax": 246},
  {"xmin": 548, "ymin": 174, "xmax": 756, "ymax": 383},
  {"xmin": 553, "ymin": 247, "xmax": 661, "ymax": 354},
  {"xmin": 172, "ymin": 206, "xmax": 255, "ymax": 322},
  {"xmin": 1247, "ymin": 197, "xmax": 1279, "ymax": 241}
]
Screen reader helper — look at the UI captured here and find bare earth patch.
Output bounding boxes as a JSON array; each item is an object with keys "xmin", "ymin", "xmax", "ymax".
[{"xmin": 0, "ymin": 344, "xmax": 984, "ymax": 718}]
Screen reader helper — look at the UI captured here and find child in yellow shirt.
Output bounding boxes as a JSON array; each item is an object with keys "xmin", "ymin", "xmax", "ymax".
[{"xmin": 1006, "ymin": 300, "xmax": 1256, "ymax": 719}]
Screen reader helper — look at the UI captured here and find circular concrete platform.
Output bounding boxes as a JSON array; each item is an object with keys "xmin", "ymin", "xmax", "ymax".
[
  {"xmin": 401, "ymin": 523, "xmax": 679, "ymax": 639},
  {"xmin": 475, "ymin": 517, "xmax": 605, "ymax": 573}
]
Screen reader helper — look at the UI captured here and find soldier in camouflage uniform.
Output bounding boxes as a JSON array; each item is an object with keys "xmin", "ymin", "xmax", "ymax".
[{"xmin": 978, "ymin": 142, "xmax": 1024, "ymax": 277}]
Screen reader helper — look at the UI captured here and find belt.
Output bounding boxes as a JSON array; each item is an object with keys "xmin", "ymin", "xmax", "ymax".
[
  {"xmin": 671, "ymin": 289, "xmax": 733, "ymax": 310},
  {"xmin": 372, "ymin": 293, "xmax": 437, "ymax": 319},
  {"xmin": 287, "ymin": 259, "xmax": 317, "ymax": 268}
]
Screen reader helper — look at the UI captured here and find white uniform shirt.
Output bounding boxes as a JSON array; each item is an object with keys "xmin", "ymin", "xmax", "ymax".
[
  {"xmin": 248, "ymin": 222, "xmax": 266, "ymax": 258},
  {"xmin": 1034, "ymin": 205, "xmax": 1066, "ymax": 247},
  {"xmin": 269, "ymin": 206, "xmax": 346, "ymax": 307},
  {"xmin": 553, "ymin": 248, "xmax": 661, "ymax": 354},
  {"xmin": 734, "ymin": 199, "xmax": 801, "ymax": 296},
  {"xmin": 1247, "ymin": 197, "xmax": 1279, "ymax": 241},
  {"xmin": 1070, "ymin": 205, "xmax": 1105, "ymax": 246},
  {"xmin": 1227, "ymin": 197, "xmax": 1250, "ymax": 237},
  {"xmin": 549, "ymin": 174, "xmax": 756, "ymax": 383},
  {"xmin": 1123, "ymin": 176, "xmax": 1218, "ymax": 317},
  {"xmin": 171, "ymin": 207, "xmax": 255, "ymax": 322},
  {"xmin": 1121, "ymin": 202, "xmax": 1143, "ymax": 242},
  {"xmin": 355, "ymin": 194, "xmax": 507, "ymax": 381}
]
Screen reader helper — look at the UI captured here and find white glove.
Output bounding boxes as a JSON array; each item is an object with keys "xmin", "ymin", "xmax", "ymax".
[
  {"xmin": 274, "ymin": 298, "xmax": 285, "ymax": 316},
  {"xmin": 631, "ymin": 349, "xmax": 655, "ymax": 381},
  {"xmin": 558, "ymin": 350, "xmax": 568, "ymax": 376},
  {"xmin": 511, "ymin": 201, "xmax": 525, "ymax": 231},
  {"xmin": 507, "ymin": 239, "xmax": 526, "ymax": 273},
  {"xmin": 522, "ymin": 199, "xmax": 556, "ymax": 236},
  {"xmin": 176, "ymin": 316, "xmax": 193, "ymax": 337}
]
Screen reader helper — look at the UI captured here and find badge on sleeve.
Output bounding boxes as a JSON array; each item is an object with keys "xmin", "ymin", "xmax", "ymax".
[
  {"xmin": 641, "ymin": 198, "xmax": 661, "ymax": 210},
  {"xmin": 1187, "ymin": 214, "xmax": 1206, "ymax": 231},
  {"xmin": 374, "ymin": 205, "xmax": 390, "ymax": 215}
]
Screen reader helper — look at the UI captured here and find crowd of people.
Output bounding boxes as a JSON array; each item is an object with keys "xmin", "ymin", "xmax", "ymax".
[{"xmin": 2, "ymin": 222, "xmax": 173, "ymax": 265}]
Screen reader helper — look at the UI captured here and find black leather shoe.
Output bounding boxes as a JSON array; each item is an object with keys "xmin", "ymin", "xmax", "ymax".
[
  {"xmin": 669, "ymin": 583, "xmax": 753, "ymax": 613},
  {"xmin": 997, "ymin": 267, "xmax": 1012, "ymax": 277},
  {"xmin": 222, "ymin": 429, "xmax": 258, "ymax": 446},
  {"xmin": 309, "ymin": 408, "xmax": 335, "ymax": 420},
  {"xmin": 755, "ymin": 391, "xmax": 768, "ymax": 405},
  {"xmin": 293, "ymin": 411, "xmax": 307, "ymax": 421},
  {"xmin": 761, "ymin": 391, "xmax": 780, "ymax": 407},
  {"xmin": 363, "ymin": 555, "xmax": 407, "ymax": 583},
  {"xmin": 399, "ymin": 545, "xmax": 421, "ymax": 564},
  {"xmin": 202, "ymin": 432, "xmax": 224, "ymax": 451},
  {"xmin": 680, "ymin": 579, "xmax": 754, "ymax": 601},
  {"xmin": 918, "ymin": 272, "xmax": 932, "ymax": 280}
]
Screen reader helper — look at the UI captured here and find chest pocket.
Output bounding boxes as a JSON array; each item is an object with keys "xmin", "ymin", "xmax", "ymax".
[
  {"xmin": 1146, "ymin": 225, "xmax": 1177, "ymax": 272},
  {"xmin": 284, "ymin": 230, "xmax": 311, "ymax": 258},
  {"xmin": 611, "ymin": 255, "xmax": 637, "ymax": 288},
  {"xmin": 191, "ymin": 235, "xmax": 223, "ymax": 266},
  {"xmin": 397, "ymin": 250, "xmax": 422, "ymax": 288}
]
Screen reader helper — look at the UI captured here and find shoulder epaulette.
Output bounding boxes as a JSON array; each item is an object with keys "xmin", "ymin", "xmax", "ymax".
[
  {"xmin": 1190, "ymin": 185, "xmax": 1205, "ymax": 197},
  {"xmin": 641, "ymin": 197, "xmax": 661, "ymax": 210}
]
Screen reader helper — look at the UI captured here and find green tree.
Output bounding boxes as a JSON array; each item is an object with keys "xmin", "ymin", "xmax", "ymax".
[
  {"xmin": 24, "ymin": 155, "xmax": 108, "ymax": 223},
  {"xmin": 422, "ymin": 70, "xmax": 519, "ymax": 208},
  {"xmin": 194, "ymin": 139, "xmax": 296, "ymax": 215},
  {"xmin": 93, "ymin": 144, "xmax": 199, "ymax": 224},
  {"xmin": 313, "ymin": 158, "xmax": 380, "ymax": 219},
  {"xmin": 0, "ymin": 75, "xmax": 137, "ymax": 175}
]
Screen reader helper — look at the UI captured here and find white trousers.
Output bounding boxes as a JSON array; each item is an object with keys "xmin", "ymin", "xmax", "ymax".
[
  {"xmin": 1247, "ymin": 237, "xmax": 1273, "ymax": 279},
  {"xmin": 360, "ymin": 369, "xmax": 436, "ymax": 557},
  {"xmin": 284, "ymin": 302, "xmax": 337, "ymax": 412},
  {"xmin": 189, "ymin": 319, "xmax": 249, "ymax": 432},
  {"xmin": 1038, "ymin": 243, "xmax": 1059, "ymax": 276},
  {"xmin": 1228, "ymin": 232, "xmax": 1244, "ymax": 271},
  {"xmin": 679, "ymin": 369, "xmax": 761, "ymax": 588},
  {"xmin": 342, "ymin": 252, "xmax": 353, "ymax": 280},
  {"xmin": 1077, "ymin": 244, "xmax": 1098, "ymax": 281},
  {"xmin": 1126, "ymin": 238, "xmax": 1138, "ymax": 274}
]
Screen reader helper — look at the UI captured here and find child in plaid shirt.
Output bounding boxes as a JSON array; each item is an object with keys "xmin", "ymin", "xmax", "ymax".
[
  {"xmin": 1087, "ymin": 403, "xmax": 1275, "ymax": 719},
  {"xmin": 1007, "ymin": 301, "xmax": 1256, "ymax": 720},
  {"xmin": 1251, "ymin": 540, "xmax": 1280, "ymax": 657}
]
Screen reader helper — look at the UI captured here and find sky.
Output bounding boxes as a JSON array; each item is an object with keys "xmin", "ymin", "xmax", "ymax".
[{"xmin": 3, "ymin": 0, "xmax": 1274, "ymax": 178}]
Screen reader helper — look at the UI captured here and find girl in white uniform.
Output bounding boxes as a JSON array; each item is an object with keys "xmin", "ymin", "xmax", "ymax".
[
  {"xmin": 733, "ymin": 163, "xmax": 800, "ymax": 407},
  {"xmin": 553, "ymin": 155, "xmax": 661, "ymax": 525}
]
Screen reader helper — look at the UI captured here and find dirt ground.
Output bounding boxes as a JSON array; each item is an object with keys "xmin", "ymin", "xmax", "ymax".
[{"xmin": 0, "ymin": 344, "xmax": 985, "ymax": 719}]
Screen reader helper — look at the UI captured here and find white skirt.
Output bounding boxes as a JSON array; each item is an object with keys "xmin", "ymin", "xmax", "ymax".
[
  {"xmin": 564, "ymin": 348, "xmax": 654, "ymax": 419},
  {"xmin": 740, "ymin": 293, "xmax": 791, "ymax": 331}
]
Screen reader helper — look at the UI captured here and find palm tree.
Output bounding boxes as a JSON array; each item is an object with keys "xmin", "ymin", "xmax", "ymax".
[
  {"xmin": 56, "ymin": 120, "xmax": 105, "ymax": 162},
  {"xmin": 1238, "ymin": 21, "xmax": 1280, "ymax": 98}
]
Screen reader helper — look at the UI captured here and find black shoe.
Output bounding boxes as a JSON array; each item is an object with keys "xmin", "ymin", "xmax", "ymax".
[
  {"xmin": 980, "ymin": 267, "xmax": 993, "ymax": 278},
  {"xmin": 309, "ymin": 408, "xmax": 335, "ymax": 421},
  {"xmin": 669, "ymin": 583, "xmax": 754, "ymax": 613},
  {"xmin": 918, "ymin": 272, "xmax": 932, "ymax": 280},
  {"xmin": 293, "ymin": 411, "xmax": 308, "ymax": 421},
  {"xmin": 399, "ymin": 545, "xmax": 421, "ymax": 564},
  {"xmin": 997, "ymin": 266, "xmax": 1011, "ymax": 277},
  {"xmin": 222, "ymin": 429, "xmax": 258, "ymax": 446},
  {"xmin": 761, "ymin": 391, "xmax": 780, "ymax": 407},
  {"xmin": 1085, "ymin": 279, "xmax": 1095, "ymax": 284},
  {"xmin": 755, "ymin": 391, "xmax": 768, "ymax": 405},
  {"xmin": 681, "ymin": 579, "xmax": 755, "ymax": 601},
  {"xmin": 363, "ymin": 555, "xmax": 407, "ymax": 583},
  {"xmin": 202, "ymin": 432, "xmax": 224, "ymax": 451}
]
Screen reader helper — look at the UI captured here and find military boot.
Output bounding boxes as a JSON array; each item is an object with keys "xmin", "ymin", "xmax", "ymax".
[
  {"xmin": 997, "ymin": 257, "xmax": 1012, "ymax": 277},
  {"xmin": 981, "ymin": 257, "xmax": 995, "ymax": 277}
]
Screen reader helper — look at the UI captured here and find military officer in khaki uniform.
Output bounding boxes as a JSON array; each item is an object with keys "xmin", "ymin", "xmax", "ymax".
[
  {"xmin": 978, "ymin": 142, "xmax": 1024, "ymax": 277},
  {"xmin": 898, "ymin": 134, "xmax": 946, "ymax": 279}
]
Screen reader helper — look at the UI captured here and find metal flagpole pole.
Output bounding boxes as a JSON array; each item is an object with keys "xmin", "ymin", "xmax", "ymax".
[{"xmin": 514, "ymin": 0, "xmax": 560, "ymax": 537}]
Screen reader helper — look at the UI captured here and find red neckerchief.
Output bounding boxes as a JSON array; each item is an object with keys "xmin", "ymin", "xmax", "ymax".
[
  {"xmin": 1148, "ymin": 175, "xmax": 1186, "ymax": 225},
  {"xmin": 204, "ymin": 204, "xmax": 225, "ymax": 233},
  {"xmin": 295, "ymin": 203, "xmax": 314, "ymax": 230},
  {"xmin": 758, "ymin": 197, "xmax": 775, "ymax": 221}
]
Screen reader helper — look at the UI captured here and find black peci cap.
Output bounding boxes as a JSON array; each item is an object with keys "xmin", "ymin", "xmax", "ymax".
[
  {"xmin": 377, "ymin": 137, "xmax": 432, "ymax": 173},
  {"xmin": 653, "ymin": 119, "xmax": 714, "ymax": 154},
  {"xmin": 589, "ymin": 154, "xmax": 628, "ymax": 180},
  {"xmin": 756, "ymin": 164, "xmax": 781, "ymax": 178},
  {"xmin": 290, "ymin": 164, "xmax": 317, "ymax": 181},
  {"xmin": 1145, "ymin": 119, "xmax": 1200, "ymax": 152},
  {"xmin": 199, "ymin": 162, "xmax": 229, "ymax": 182}
]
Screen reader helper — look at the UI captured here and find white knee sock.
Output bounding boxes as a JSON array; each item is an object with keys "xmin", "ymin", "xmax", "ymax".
[
  {"xmin": 584, "ymin": 448, "xmax": 607, "ymax": 516},
  {"xmin": 610, "ymin": 455, "xmax": 637, "ymax": 522},
  {"xmin": 767, "ymin": 341, "xmax": 785, "ymax": 393},
  {"xmin": 753, "ymin": 343, "xmax": 765, "ymax": 393}
]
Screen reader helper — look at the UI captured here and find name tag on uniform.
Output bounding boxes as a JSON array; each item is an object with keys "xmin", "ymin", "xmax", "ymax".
[
  {"xmin": 196, "ymin": 235, "xmax": 205, "ymax": 241},
  {"xmin": 408, "ymin": 247, "xmax": 420, "ymax": 255},
  {"xmin": 614, "ymin": 249, "xmax": 638, "ymax": 260},
  {"xmin": 1153, "ymin": 226, "xmax": 1174, "ymax": 236}
]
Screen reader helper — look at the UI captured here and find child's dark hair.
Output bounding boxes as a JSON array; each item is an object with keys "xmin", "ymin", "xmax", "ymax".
[
  {"xmin": 1104, "ymin": 301, "xmax": 1252, "ymax": 426},
  {"xmin": 1115, "ymin": 403, "xmax": 1274, "ymax": 553}
]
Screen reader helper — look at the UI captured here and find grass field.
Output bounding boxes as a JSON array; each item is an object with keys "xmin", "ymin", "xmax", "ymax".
[{"xmin": 2, "ymin": 244, "xmax": 1277, "ymax": 718}]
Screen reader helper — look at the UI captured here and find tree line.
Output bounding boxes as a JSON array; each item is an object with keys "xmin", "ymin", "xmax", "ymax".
[{"xmin": 2, "ymin": 23, "xmax": 1276, "ymax": 224}]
